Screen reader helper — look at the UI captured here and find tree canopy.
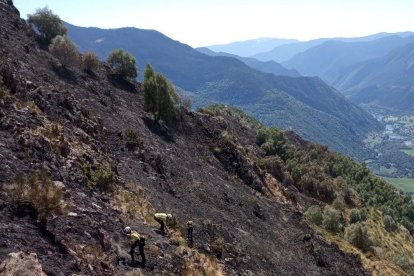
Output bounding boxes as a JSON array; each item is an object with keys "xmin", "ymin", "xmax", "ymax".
[
  {"xmin": 144, "ymin": 64, "xmax": 178, "ymax": 124},
  {"xmin": 107, "ymin": 49, "xmax": 137, "ymax": 79},
  {"xmin": 28, "ymin": 7, "xmax": 67, "ymax": 44}
]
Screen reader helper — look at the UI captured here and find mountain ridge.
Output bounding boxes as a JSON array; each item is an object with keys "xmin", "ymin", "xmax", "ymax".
[
  {"xmin": 65, "ymin": 22, "xmax": 382, "ymax": 159},
  {"xmin": 336, "ymin": 42, "xmax": 414, "ymax": 113},
  {"xmin": 205, "ymin": 37, "xmax": 298, "ymax": 57},
  {"xmin": 196, "ymin": 46, "xmax": 300, "ymax": 77},
  {"xmin": 252, "ymin": 32, "xmax": 414, "ymax": 63},
  {"xmin": 282, "ymin": 35, "xmax": 414, "ymax": 85}
]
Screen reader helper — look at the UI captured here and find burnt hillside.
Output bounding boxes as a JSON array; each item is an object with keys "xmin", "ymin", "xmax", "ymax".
[{"xmin": 0, "ymin": 1, "xmax": 368, "ymax": 275}]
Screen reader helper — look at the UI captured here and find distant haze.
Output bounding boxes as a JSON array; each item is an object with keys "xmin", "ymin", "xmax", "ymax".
[{"xmin": 14, "ymin": 0, "xmax": 414, "ymax": 47}]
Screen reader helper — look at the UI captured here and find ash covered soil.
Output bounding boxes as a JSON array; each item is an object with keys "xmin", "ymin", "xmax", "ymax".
[{"xmin": 0, "ymin": 1, "xmax": 367, "ymax": 275}]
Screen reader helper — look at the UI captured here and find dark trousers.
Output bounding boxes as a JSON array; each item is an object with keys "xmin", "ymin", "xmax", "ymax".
[
  {"xmin": 139, "ymin": 244, "xmax": 146, "ymax": 265},
  {"xmin": 130, "ymin": 240, "xmax": 145, "ymax": 265},
  {"xmin": 187, "ymin": 227, "xmax": 193, "ymax": 241},
  {"xmin": 155, "ymin": 217, "xmax": 165, "ymax": 232}
]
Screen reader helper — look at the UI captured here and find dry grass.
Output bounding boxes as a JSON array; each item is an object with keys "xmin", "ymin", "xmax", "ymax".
[
  {"xmin": 64, "ymin": 239, "xmax": 115, "ymax": 273},
  {"xmin": 171, "ymin": 229, "xmax": 225, "ymax": 276},
  {"xmin": 111, "ymin": 182, "xmax": 156, "ymax": 225},
  {"xmin": 4, "ymin": 170, "xmax": 68, "ymax": 223},
  {"xmin": 123, "ymin": 270, "xmax": 144, "ymax": 276},
  {"xmin": 35, "ymin": 121, "xmax": 73, "ymax": 158},
  {"xmin": 159, "ymin": 223, "xmax": 225, "ymax": 276},
  {"xmin": 181, "ymin": 248, "xmax": 225, "ymax": 276},
  {"xmin": 40, "ymin": 122, "xmax": 61, "ymax": 141}
]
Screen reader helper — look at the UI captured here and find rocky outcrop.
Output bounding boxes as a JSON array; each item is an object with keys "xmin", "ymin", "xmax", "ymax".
[{"xmin": 0, "ymin": 252, "xmax": 46, "ymax": 276}]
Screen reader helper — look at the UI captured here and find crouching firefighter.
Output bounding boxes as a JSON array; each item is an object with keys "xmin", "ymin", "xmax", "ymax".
[
  {"xmin": 154, "ymin": 213, "xmax": 172, "ymax": 234},
  {"xmin": 124, "ymin": 226, "xmax": 146, "ymax": 266}
]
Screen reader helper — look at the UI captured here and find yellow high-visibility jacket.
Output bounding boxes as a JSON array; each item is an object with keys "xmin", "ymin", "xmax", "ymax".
[
  {"xmin": 154, "ymin": 213, "xmax": 168, "ymax": 223},
  {"xmin": 130, "ymin": 230, "xmax": 141, "ymax": 243}
]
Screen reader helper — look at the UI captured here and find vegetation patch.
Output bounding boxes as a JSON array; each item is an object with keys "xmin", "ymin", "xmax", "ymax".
[
  {"xmin": 82, "ymin": 52, "xmax": 99, "ymax": 73},
  {"xmin": 80, "ymin": 161, "xmax": 116, "ymax": 192},
  {"xmin": 111, "ymin": 182, "xmax": 155, "ymax": 225},
  {"xmin": 200, "ymin": 104, "xmax": 261, "ymax": 129},
  {"xmin": 182, "ymin": 251, "xmax": 224, "ymax": 276},
  {"xmin": 49, "ymin": 35, "xmax": 81, "ymax": 68},
  {"xmin": 143, "ymin": 64, "xmax": 178, "ymax": 124},
  {"xmin": 107, "ymin": 49, "xmax": 137, "ymax": 79},
  {"xmin": 28, "ymin": 7, "xmax": 67, "ymax": 44},
  {"xmin": 257, "ymin": 123, "xmax": 414, "ymax": 273},
  {"xmin": 123, "ymin": 128, "xmax": 144, "ymax": 152},
  {"xmin": 4, "ymin": 170, "xmax": 67, "ymax": 224}
]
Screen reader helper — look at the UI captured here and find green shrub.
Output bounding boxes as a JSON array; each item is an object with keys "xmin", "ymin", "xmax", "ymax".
[
  {"xmin": 124, "ymin": 128, "xmax": 143, "ymax": 151},
  {"xmin": 344, "ymin": 223, "xmax": 372, "ymax": 252},
  {"xmin": 317, "ymin": 180, "xmax": 336, "ymax": 202},
  {"xmin": 49, "ymin": 35, "xmax": 81, "ymax": 68},
  {"xmin": 383, "ymin": 215, "xmax": 397, "ymax": 232},
  {"xmin": 28, "ymin": 7, "xmax": 67, "ymax": 44},
  {"xmin": 401, "ymin": 218, "xmax": 414, "ymax": 235},
  {"xmin": 305, "ymin": 205, "xmax": 323, "ymax": 226},
  {"xmin": 107, "ymin": 49, "xmax": 137, "ymax": 79},
  {"xmin": 263, "ymin": 156, "xmax": 285, "ymax": 182},
  {"xmin": 256, "ymin": 127, "xmax": 288, "ymax": 159},
  {"xmin": 82, "ymin": 52, "xmax": 99, "ymax": 73},
  {"xmin": 143, "ymin": 64, "xmax": 178, "ymax": 124},
  {"xmin": 332, "ymin": 195, "xmax": 346, "ymax": 211},
  {"xmin": 322, "ymin": 206, "xmax": 342, "ymax": 233},
  {"xmin": 349, "ymin": 208, "xmax": 367, "ymax": 224},
  {"xmin": 220, "ymin": 130, "xmax": 237, "ymax": 144},
  {"xmin": 81, "ymin": 162, "xmax": 116, "ymax": 192},
  {"xmin": 392, "ymin": 253, "xmax": 412, "ymax": 273},
  {"xmin": 5, "ymin": 171, "xmax": 66, "ymax": 224}
]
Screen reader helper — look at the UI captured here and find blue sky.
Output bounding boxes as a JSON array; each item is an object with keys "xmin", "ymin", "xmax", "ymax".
[{"xmin": 13, "ymin": 0, "xmax": 414, "ymax": 47}]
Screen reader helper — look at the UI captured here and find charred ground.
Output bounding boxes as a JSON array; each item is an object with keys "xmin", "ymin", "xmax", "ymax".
[{"xmin": 0, "ymin": 1, "xmax": 370, "ymax": 275}]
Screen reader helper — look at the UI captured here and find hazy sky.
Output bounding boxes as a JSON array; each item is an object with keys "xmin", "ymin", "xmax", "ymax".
[{"xmin": 13, "ymin": 0, "xmax": 414, "ymax": 47}]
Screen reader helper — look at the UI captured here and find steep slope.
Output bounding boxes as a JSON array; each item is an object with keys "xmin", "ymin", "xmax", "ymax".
[
  {"xmin": 65, "ymin": 23, "xmax": 382, "ymax": 159},
  {"xmin": 252, "ymin": 32, "xmax": 414, "ymax": 63},
  {"xmin": 206, "ymin": 37, "xmax": 298, "ymax": 57},
  {"xmin": 196, "ymin": 47, "xmax": 300, "ymax": 77},
  {"xmin": 283, "ymin": 35, "xmax": 414, "ymax": 84},
  {"xmin": 332, "ymin": 43, "xmax": 414, "ymax": 114},
  {"xmin": 0, "ymin": 1, "xmax": 371, "ymax": 275}
]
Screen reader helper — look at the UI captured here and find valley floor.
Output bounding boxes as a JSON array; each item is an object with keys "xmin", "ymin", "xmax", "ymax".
[{"xmin": 363, "ymin": 111, "xmax": 414, "ymax": 197}]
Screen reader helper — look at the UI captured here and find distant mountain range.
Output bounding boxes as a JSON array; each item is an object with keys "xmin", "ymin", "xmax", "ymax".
[
  {"xmin": 252, "ymin": 33, "xmax": 414, "ymax": 114},
  {"xmin": 251, "ymin": 32, "xmax": 414, "ymax": 63},
  {"xmin": 336, "ymin": 42, "xmax": 414, "ymax": 113},
  {"xmin": 66, "ymin": 23, "xmax": 382, "ymax": 158},
  {"xmin": 196, "ymin": 47, "xmax": 300, "ymax": 77},
  {"xmin": 209, "ymin": 32, "xmax": 414, "ymax": 114},
  {"xmin": 206, "ymin": 37, "xmax": 298, "ymax": 57},
  {"xmin": 282, "ymin": 35, "xmax": 414, "ymax": 84}
]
